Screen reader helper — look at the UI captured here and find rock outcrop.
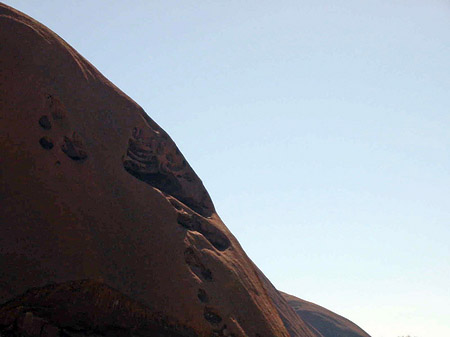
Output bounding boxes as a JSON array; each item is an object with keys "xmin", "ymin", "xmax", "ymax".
[
  {"xmin": 281, "ymin": 292, "xmax": 370, "ymax": 337},
  {"xmin": 0, "ymin": 3, "xmax": 369, "ymax": 337},
  {"xmin": 0, "ymin": 3, "xmax": 316, "ymax": 336}
]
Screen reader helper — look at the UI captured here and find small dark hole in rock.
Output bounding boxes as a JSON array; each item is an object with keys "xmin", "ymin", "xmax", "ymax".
[
  {"xmin": 204, "ymin": 308, "xmax": 222, "ymax": 325},
  {"xmin": 184, "ymin": 248, "xmax": 213, "ymax": 282},
  {"xmin": 201, "ymin": 269, "xmax": 213, "ymax": 282},
  {"xmin": 38, "ymin": 115, "xmax": 52, "ymax": 130},
  {"xmin": 197, "ymin": 289, "xmax": 209, "ymax": 303},
  {"xmin": 62, "ymin": 137, "xmax": 87, "ymax": 161},
  {"xmin": 39, "ymin": 137, "xmax": 54, "ymax": 150}
]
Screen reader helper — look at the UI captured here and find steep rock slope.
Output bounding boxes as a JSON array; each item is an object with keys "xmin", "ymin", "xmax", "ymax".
[
  {"xmin": 281, "ymin": 292, "xmax": 370, "ymax": 337},
  {"xmin": 0, "ymin": 3, "xmax": 316, "ymax": 336}
]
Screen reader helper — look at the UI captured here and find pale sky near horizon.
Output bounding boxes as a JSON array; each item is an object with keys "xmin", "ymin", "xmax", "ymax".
[{"xmin": 3, "ymin": 1, "xmax": 450, "ymax": 337}]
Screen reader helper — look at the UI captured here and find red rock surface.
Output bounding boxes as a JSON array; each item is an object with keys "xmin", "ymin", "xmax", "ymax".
[
  {"xmin": 0, "ymin": 3, "xmax": 369, "ymax": 337},
  {"xmin": 0, "ymin": 3, "xmax": 317, "ymax": 336}
]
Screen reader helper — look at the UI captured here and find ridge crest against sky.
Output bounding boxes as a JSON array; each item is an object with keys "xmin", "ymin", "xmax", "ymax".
[{"xmin": 3, "ymin": 1, "xmax": 450, "ymax": 337}]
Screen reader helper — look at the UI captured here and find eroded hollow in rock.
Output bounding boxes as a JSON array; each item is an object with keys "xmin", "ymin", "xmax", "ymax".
[
  {"xmin": 123, "ymin": 159, "xmax": 182, "ymax": 195},
  {"xmin": 122, "ymin": 127, "xmax": 213, "ymax": 217},
  {"xmin": 38, "ymin": 115, "xmax": 52, "ymax": 130},
  {"xmin": 61, "ymin": 133, "xmax": 87, "ymax": 161},
  {"xmin": 39, "ymin": 136, "xmax": 54, "ymax": 150},
  {"xmin": 203, "ymin": 307, "xmax": 222, "ymax": 325},
  {"xmin": 184, "ymin": 248, "xmax": 213, "ymax": 282},
  {"xmin": 177, "ymin": 213, "xmax": 230, "ymax": 251},
  {"xmin": 197, "ymin": 289, "xmax": 209, "ymax": 303}
]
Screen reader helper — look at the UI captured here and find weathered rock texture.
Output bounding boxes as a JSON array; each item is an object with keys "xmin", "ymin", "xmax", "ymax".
[
  {"xmin": 0, "ymin": 3, "xmax": 369, "ymax": 337},
  {"xmin": 281, "ymin": 292, "xmax": 370, "ymax": 337}
]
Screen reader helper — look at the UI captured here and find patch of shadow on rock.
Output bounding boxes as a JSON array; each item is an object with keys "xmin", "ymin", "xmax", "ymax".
[{"xmin": 39, "ymin": 136, "xmax": 54, "ymax": 150}]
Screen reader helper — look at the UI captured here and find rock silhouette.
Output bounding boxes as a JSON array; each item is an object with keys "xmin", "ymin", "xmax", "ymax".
[
  {"xmin": 281, "ymin": 292, "xmax": 371, "ymax": 337},
  {"xmin": 0, "ymin": 3, "xmax": 369, "ymax": 337}
]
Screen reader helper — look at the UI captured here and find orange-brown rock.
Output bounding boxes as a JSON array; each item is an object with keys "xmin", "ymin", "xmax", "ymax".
[{"xmin": 0, "ymin": 2, "xmax": 317, "ymax": 336}]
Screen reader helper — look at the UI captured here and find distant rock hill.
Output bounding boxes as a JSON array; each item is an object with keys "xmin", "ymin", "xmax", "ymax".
[
  {"xmin": 0, "ymin": 2, "xmax": 369, "ymax": 336},
  {"xmin": 281, "ymin": 292, "xmax": 370, "ymax": 337}
]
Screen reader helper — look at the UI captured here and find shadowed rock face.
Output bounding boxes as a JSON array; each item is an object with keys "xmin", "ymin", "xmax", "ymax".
[
  {"xmin": 0, "ymin": 280, "xmax": 197, "ymax": 337},
  {"xmin": 281, "ymin": 292, "xmax": 371, "ymax": 337},
  {"xmin": 122, "ymin": 126, "xmax": 214, "ymax": 217},
  {"xmin": 0, "ymin": 3, "xmax": 369, "ymax": 337}
]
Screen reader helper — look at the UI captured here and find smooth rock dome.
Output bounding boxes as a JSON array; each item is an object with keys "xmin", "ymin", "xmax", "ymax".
[{"xmin": 0, "ymin": 3, "xmax": 369, "ymax": 337}]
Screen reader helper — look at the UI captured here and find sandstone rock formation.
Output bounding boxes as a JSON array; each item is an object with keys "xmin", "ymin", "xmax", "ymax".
[
  {"xmin": 0, "ymin": 3, "xmax": 369, "ymax": 337},
  {"xmin": 281, "ymin": 292, "xmax": 370, "ymax": 337}
]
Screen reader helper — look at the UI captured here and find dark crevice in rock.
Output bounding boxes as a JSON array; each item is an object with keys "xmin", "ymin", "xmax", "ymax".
[
  {"xmin": 123, "ymin": 160, "xmax": 181, "ymax": 196},
  {"xmin": 197, "ymin": 289, "xmax": 209, "ymax": 303},
  {"xmin": 122, "ymin": 127, "xmax": 213, "ymax": 217},
  {"xmin": 203, "ymin": 308, "xmax": 221, "ymax": 325},
  {"xmin": 39, "ymin": 137, "xmax": 54, "ymax": 150},
  {"xmin": 38, "ymin": 116, "xmax": 52, "ymax": 130},
  {"xmin": 184, "ymin": 248, "xmax": 213, "ymax": 282},
  {"xmin": 177, "ymin": 214, "xmax": 230, "ymax": 251},
  {"xmin": 168, "ymin": 198, "xmax": 183, "ymax": 211},
  {"xmin": 61, "ymin": 133, "xmax": 87, "ymax": 161}
]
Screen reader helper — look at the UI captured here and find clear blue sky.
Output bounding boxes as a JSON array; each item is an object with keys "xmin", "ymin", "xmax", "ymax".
[{"xmin": 5, "ymin": 1, "xmax": 449, "ymax": 336}]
